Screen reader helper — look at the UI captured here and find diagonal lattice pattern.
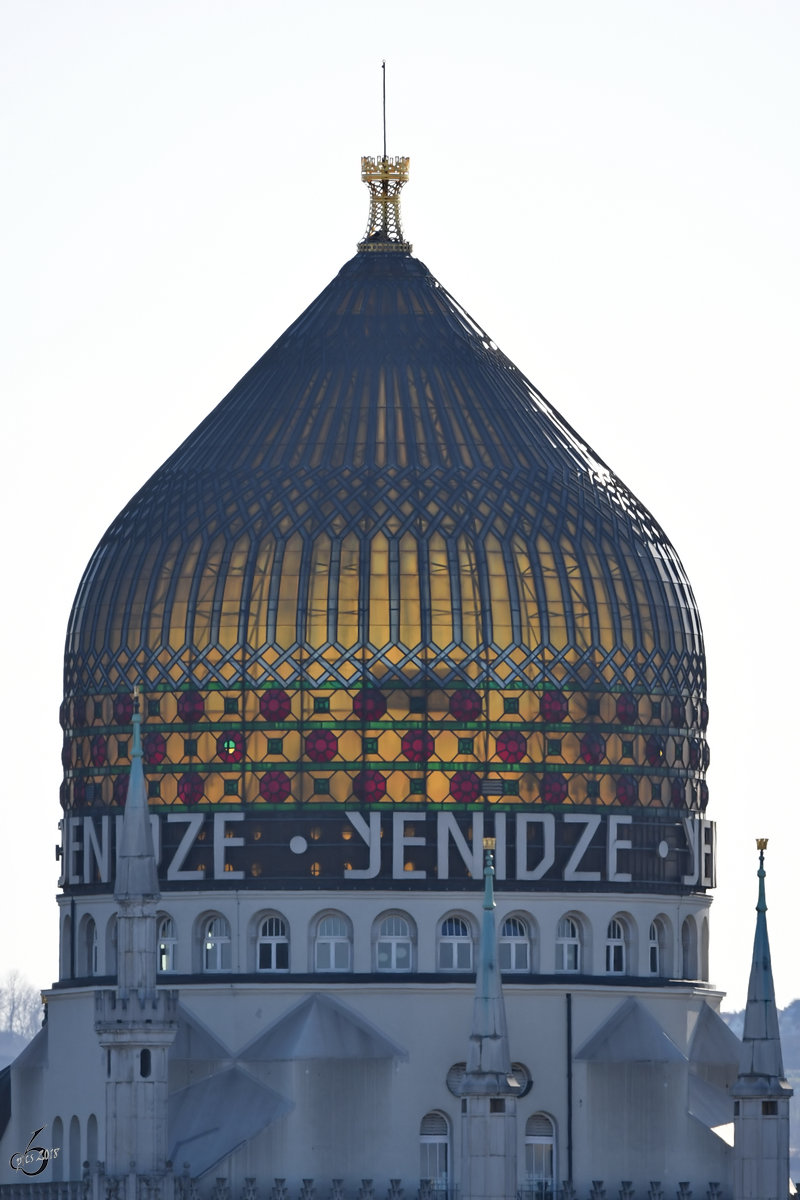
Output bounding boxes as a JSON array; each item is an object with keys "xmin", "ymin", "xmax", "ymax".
[{"xmin": 62, "ymin": 250, "xmax": 707, "ymax": 817}]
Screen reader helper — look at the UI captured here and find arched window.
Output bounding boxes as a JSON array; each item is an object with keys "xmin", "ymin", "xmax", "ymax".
[
  {"xmin": 681, "ymin": 916, "xmax": 697, "ymax": 980},
  {"xmin": 61, "ymin": 915, "xmax": 72, "ymax": 980},
  {"xmin": 499, "ymin": 916, "xmax": 530, "ymax": 972},
  {"xmin": 419, "ymin": 1111, "xmax": 450, "ymax": 1190},
  {"xmin": 376, "ymin": 914, "xmax": 414, "ymax": 972},
  {"xmin": 105, "ymin": 914, "xmax": 118, "ymax": 976},
  {"xmin": 649, "ymin": 920, "xmax": 662, "ymax": 975},
  {"xmin": 69, "ymin": 1115, "xmax": 81, "ymax": 1181},
  {"xmin": 605, "ymin": 918, "xmax": 626, "ymax": 974},
  {"xmin": 158, "ymin": 916, "xmax": 177, "ymax": 973},
  {"xmin": 555, "ymin": 916, "xmax": 581, "ymax": 973},
  {"xmin": 438, "ymin": 916, "xmax": 472, "ymax": 970},
  {"xmin": 52, "ymin": 1118, "xmax": 64, "ymax": 1182},
  {"xmin": 86, "ymin": 1114, "xmax": 98, "ymax": 1168},
  {"xmin": 315, "ymin": 914, "xmax": 351, "ymax": 971},
  {"xmin": 258, "ymin": 916, "xmax": 289, "ymax": 971},
  {"xmin": 79, "ymin": 916, "xmax": 98, "ymax": 976},
  {"xmin": 700, "ymin": 916, "xmax": 709, "ymax": 981},
  {"xmin": 202, "ymin": 915, "xmax": 232, "ymax": 972},
  {"xmin": 525, "ymin": 1112, "xmax": 556, "ymax": 1192}
]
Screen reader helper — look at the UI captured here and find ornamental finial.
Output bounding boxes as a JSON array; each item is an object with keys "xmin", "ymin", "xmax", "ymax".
[
  {"xmin": 357, "ymin": 155, "xmax": 412, "ymax": 253},
  {"xmin": 358, "ymin": 62, "xmax": 411, "ymax": 254}
]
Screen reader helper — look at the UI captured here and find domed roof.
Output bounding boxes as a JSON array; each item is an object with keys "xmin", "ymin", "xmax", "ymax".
[{"xmin": 61, "ymin": 158, "xmax": 708, "ymax": 827}]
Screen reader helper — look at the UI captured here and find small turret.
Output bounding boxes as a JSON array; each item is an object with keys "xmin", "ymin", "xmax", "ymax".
[
  {"xmin": 95, "ymin": 688, "xmax": 177, "ymax": 1176},
  {"xmin": 458, "ymin": 837, "xmax": 519, "ymax": 1200},
  {"xmin": 731, "ymin": 839, "xmax": 792, "ymax": 1200}
]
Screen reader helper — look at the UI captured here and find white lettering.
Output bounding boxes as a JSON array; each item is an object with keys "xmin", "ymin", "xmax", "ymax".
[
  {"xmin": 682, "ymin": 815, "xmax": 700, "ymax": 885},
  {"xmin": 607, "ymin": 815, "xmax": 632, "ymax": 883},
  {"xmin": 166, "ymin": 813, "xmax": 206, "ymax": 881},
  {"xmin": 83, "ymin": 816, "xmax": 109, "ymax": 884},
  {"xmin": 515, "ymin": 813, "xmax": 555, "ymax": 880},
  {"xmin": 392, "ymin": 811, "xmax": 426, "ymax": 879},
  {"xmin": 437, "ymin": 813, "xmax": 483, "ymax": 880},
  {"xmin": 344, "ymin": 812, "xmax": 382, "ymax": 878},
  {"xmin": 67, "ymin": 817, "xmax": 83, "ymax": 885},
  {"xmin": 563, "ymin": 814, "xmax": 602, "ymax": 881},
  {"xmin": 701, "ymin": 819, "xmax": 715, "ymax": 887},
  {"xmin": 214, "ymin": 813, "xmax": 245, "ymax": 879},
  {"xmin": 57, "ymin": 820, "xmax": 66, "ymax": 888},
  {"xmin": 493, "ymin": 814, "xmax": 507, "ymax": 880}
]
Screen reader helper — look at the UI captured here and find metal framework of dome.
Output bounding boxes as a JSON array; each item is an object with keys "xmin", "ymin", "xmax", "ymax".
[{"xmin": 61, "ymin": 150, "xmax": 708, "ymax": 831}]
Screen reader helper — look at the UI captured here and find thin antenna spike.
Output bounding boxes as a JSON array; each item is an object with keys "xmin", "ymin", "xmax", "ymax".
[{"xmin": 382, "ymin": 60, "xmax": 387, "ymax": 159}]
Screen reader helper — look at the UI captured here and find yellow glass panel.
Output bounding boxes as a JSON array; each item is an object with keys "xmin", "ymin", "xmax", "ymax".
[
  {"xmin": 374, "ymin": 372, "xmax": 387, "ymax": 469},
  {"xmin": 386, "ymin": 770, "xmax": 410, "ymax": 802},
  {"xmin": 247, "ymin": 731, "xmax": 267, "ymax": 762},
  {"xmin": 191, "ymin": 534, "xmax": 227, "ymax": 649},
  {"xmin": 219, "ymin": 533, "xmax": 250, "ymax": 650},
  {"xmin": 457, "ymin": 535, "xmax": 481, "ymax": 648},
  {"xmin": 306, "ymin": 533, "xmax": 332, "ymax": 648},
  {"xmin": 560, "ymin": 535, "xmax": 592, "ymax": 652},
  {"xmin": 383, "ymin": 729, "xmax": 405, "ymax": 764},
  {"xmin": 583, "ymin": 546, "xmax": 614, "ymax": 650},
  {"xmin": 281, "ymin": 731, "xmax": 302, "ymax": 759},
  {"xmin": 338, "ymin": 729, "xmax": 362, "ymax": 760},
  {"xmin": 485, "ymin": 533, "xmax": 511, "ymax": 644},
  {"xmin": 428, "ymin": 534, "xmax": 453, "ymax": 649},
  {"xmin": 404, "ymin": 368, "xmax": 431, "ymax": 470},
  {"xmin": 602, "ymin": 541, "xmax": 634, "ymax": 650},
  {"xmin": 626, "ymin": 569, "xmax": 655, "ymax": 653},
  {"xmin": 399, "ymin": 533, "xmax": 421, "ymax": 647},
  {"xmin": 511, "ymin": 537, "xmax": 541, "ymax": 648},
  {"xmin": 276, "ymin": 535, "xmax": 303, "ymax": 645},
  {"xmin": 203, "ymin": 775, "xmax": 224, "ymax": 805},
  {"xmin": 122, "ymin": 539, "xmax": 166, "ymax": 651},
  {"xmin": 427, "ymin": 771, "xmax": 449, "ymax": 804},
  {"xmin": 329, "ymin": 772, "xmax": 350, "ymax": 803},
  {"xmin": 390, "ymin": 373, "xmax": 408, "ymax": 468},
  {"xmin": 370, "ymin": 533, "xmax": 390, "ymax": 646},
  {"xmin": 160, "ymin": 776, "xmax": 177, "ymax": 806},
  {"xmin": 247, "ymin": 541, "xmax": 277, "ymax": 639},
  {"xmin": 243, "ymin": 773, "xmax": 261, "ymax": 804},
  {"xmin": 536, "ymin": 533, "xmax": 567, "ymax": 649},
  {"xmin": 193, "ymin": 732, "xmax": 216, "ymax": 761},
  {"xmin": 337, "ymin": 533, "xmax": 360, "ymax": 647},
  {"xmin": 168, "ymin": 535, "xmax": 203, "ymax": 648}
]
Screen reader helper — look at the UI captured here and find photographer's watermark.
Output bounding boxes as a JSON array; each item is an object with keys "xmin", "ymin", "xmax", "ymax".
[{"xmin": 9, "ymin": 1126, "xmax": 60, "ymax": 1176}]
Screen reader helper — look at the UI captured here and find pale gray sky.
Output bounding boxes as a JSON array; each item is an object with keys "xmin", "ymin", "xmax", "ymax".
[{"xmin": 2, "ymin": 0, "xmax": 798, "ymax": 1010}]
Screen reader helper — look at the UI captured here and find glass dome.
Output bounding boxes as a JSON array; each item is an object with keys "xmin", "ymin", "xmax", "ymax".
[{"xmin": 61, "ymin": 169, "xmax": 708, "ymax": 859}]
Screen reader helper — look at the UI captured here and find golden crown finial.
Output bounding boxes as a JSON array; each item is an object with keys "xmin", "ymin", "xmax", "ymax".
[
  {"xmin": 357, "ymin": 156, "xmax": 412, "ymax": 254},
  {"xmin": 756, "ymin": 837, "xmax": 768, "ymax": 851},
  {"xmin": 357, "ymin": 62, "xmax": 411, "ymax": 253}
]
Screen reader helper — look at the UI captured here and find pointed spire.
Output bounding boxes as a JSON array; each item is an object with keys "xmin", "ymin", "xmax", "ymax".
[
  {"xmin": 358, "ymin": 70, "xmax": 411, "ymax": 255},
  {"xmin": 461, "ymin": 838, "xmax": 518, "ymax": 1096},
  {"xmin": 734, "ymin": 840, "xmax": 789, "ymax": 1088},
  {"xmin": 114, "ymin": 687, "xmax": 160, "ymax": 901}
]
